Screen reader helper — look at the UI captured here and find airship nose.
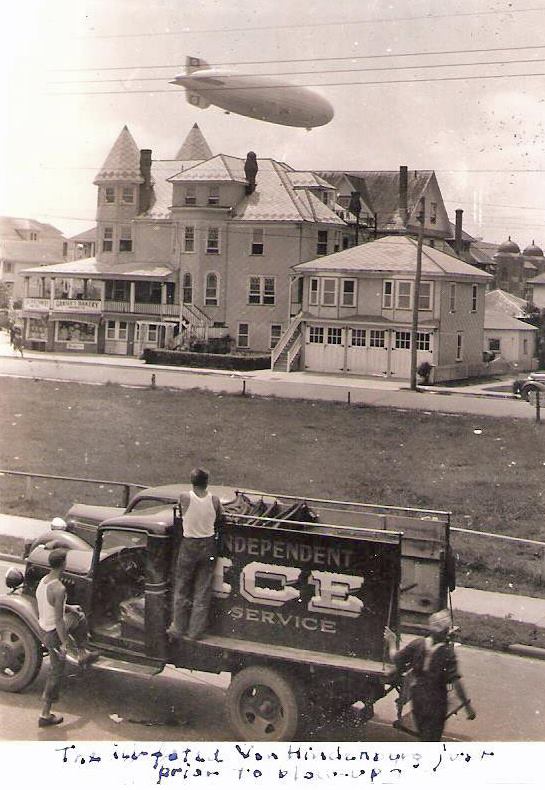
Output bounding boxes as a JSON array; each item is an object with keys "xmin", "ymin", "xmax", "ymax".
[{"xmin": 170, "ymin": 75, "xmax": 185, "ymax": 85}]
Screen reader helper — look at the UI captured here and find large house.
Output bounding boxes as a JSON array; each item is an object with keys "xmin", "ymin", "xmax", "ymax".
[
  {"xmin": 20, "ymin": 124, "xmax": 353, "ymax": 354},
  {"xmin": 271, "ymin": 235, "xmax": 492, "ymax": 382}
]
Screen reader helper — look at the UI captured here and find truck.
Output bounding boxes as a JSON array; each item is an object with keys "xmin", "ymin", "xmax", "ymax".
[{"xmin": 0, "ymin": 487, "xmax": 455, "ymax": 740}]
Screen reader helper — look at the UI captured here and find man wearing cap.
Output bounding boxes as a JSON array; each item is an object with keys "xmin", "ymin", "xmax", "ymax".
[
  {"xmin": 385, "ymin": 610, "xmax": 476, "ymax": 741},
  {"xmin": 35, "ymin": 548, "xmax": 97, "ymax": 727}
]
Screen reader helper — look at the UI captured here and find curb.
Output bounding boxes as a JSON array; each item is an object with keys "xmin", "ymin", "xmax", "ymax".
[
  {"xmin": 506, "ymin": 643, "xmax": 545, "ymax": 661},
  {"xmin": 414, "ymin": 387, "xmax": 518, "ymax": 401}
]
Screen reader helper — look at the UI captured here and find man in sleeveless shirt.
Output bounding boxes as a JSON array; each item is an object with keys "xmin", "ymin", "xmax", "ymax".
[
  {"xmin": 167, "ymin": 468, "xmax": 224, "ymax": 641},
  {"xmin": 385, "ymin": 609, "xmax": 476, "ymax": 741},
  {"xmin": 35, "ymin": 548, "xmax": 97, "ymax": 727}
]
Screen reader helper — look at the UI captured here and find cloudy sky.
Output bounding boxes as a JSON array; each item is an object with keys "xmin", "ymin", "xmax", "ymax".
[{"xmin": 1, "ymin": 0, "xmax": 545, "ymax": 244}]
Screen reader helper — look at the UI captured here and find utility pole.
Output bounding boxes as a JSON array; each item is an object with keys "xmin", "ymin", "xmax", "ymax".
[
  {"xmin": 348, "ymin": 191, "xmax": 362, "ymax": 246},
  {"xmin": 410, "ymin": 197, "xmax": 426, "ymax": 391}
]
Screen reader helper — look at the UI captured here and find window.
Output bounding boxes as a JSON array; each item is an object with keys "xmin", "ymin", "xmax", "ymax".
[
  {"xmin": 206, "ymin": 227, "xmax": 219, "ymax": 254},
  {"xmin": 327, "ymin": 327, "xmax": 343, "ymax": 345},
  {"xmin": 383, "ymin": 280, "xmax": 394, "ymax": 309},
  {"xmin": 205, "ymin": 272, "xmax": 219, "ymax": 305},
  {"xmin": 317, "ymin": 230, "xmax": 328, "ymax": 255},
  {"xmin": 208, "ymin": 186, "xmax": 219, "ymax": 205},
  {"xmin": 369, "ymin": 330, "xmax": 385, "ymax": 348},
  {"xmin": 185, "ymin": 185, "xmax": 196, "ymax": 206},
  {"xmin": 341, "ymin": 279, "xmax": 356, "ymax": 307},
  {"xmin": 523, "ymin": 338, "xmax": 529, "ymax": 355},
  {"xmin": 396, "ymin": 281, "xmax": 412, "ymax": 310},
  {"xmin": 119, "ymin": 225, "xmax": 132, "ymax": 252},
  {"xmin": 309, "ymin": 326, "xmax": 324, "ymax": 344},
  {"xmin": 419, "ymin": 281, "xmax": 433, "ymax": 310},
  {"xmin": 334, "ymin": 231, "xmax": 341, "ymax": 253},
  {"xmin": 102, "ymin": 226, "xmax": 113, "ymax": 252},
  {"xmin": 321, "ymin": 278, "xmax": 337, "ymax": 306},
  {"xmin": 56, "ymin": 321, "xmax": 97, "ymax": 343},
  {"xmin": 105, "ymin": 280, "xmax": 130, "ymax": 301},
  {"xmin": 148, "ymin": 324, "xmax": 158, "ymax": 343},
  {"xmin": 122, "ymin": 187, "xmax": 134, "ymax": 204},
  {"xmin": 27, "ymin": 317, "xmax": 48, "ymax": 340},
  {"xmin": 395, "ymin": 331, "xmax": 411, "ymax": 350},
  {"xmin": 449, "ymin": 283, "xmax": 456, "ymax": 312},
  {"xmin": 105, "ymin": 187, "xmax": 115, "ymax": 204},
  {"xmin": 488, "ymin": 338, "xmax": 500, "ymax": 352},
  {"xmin": 251, "ymin": 228, "xmax": 264, "ymax": 255},
  {"xmin": 135, "ymin": 281, "xmax": 161, "ymax": 304},
  {"xmin": 342, "ymin": 235, "xmax": 350, "ymax": 250},
  {"xmin": 309, "ymin": 278, "xmax": 319, "ymax": 306},
  {"xmin": 471, "ymin": 284, "xmax": 478, "ymax": 312},
  {"xmin": 106, "ymin": 320, "xmax": 128, "ymax": 341},
  {"xmin": 184, "ymin": 226, "xmax": 195, "ymax": 253},
  {"xmin": 248, "ymin": 276, "xmax": 275, "ymax": 305},
  {"xmin": 430, "ymin": 202, "xmax": 437, "ymax": 224},
  {"xmin": 183, "ymin": 273, "xmax": 193, "ymax": 304},
  {"xmin": 29, "ymin": 232, "xmax": 38, "ymax": 241},
  {"xmin": 237, "ymin": 322, "xmax": 249, "ymax": 348},
  {"xmin": 351, "ymin": 328, "xmax": 366, "ymax": 346},
  {"xmin": 456, "ymin": 332, "xmax": 463, "ymax": 361},
  {"xmin": 270, "ymin": 324, "xmax": 282, "ymax": 349},
  {"xmin": 416, "ymin": 332, "xmax": 431, "ymax": 351},
  {"xmin": 4, "ymin": 262, "xmax": 13, "ymax": 273},
  {"xmin": 106, "ymin": 320, "xmax": 116, "ymax": 340}
]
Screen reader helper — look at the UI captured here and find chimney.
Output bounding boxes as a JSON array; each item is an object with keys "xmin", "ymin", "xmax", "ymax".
[
  {"xmin": 455, "ymin": 209, "xmax": 464, "ymax": 256},
  {"xmin": 139, "ymin": 149, "xmax": 152, "ymax": 213},
  {"xmin": 399, "ymin": 165, "xmax": 408, "ymax": 222},
  {"xmin": 244, "ymin": 151, "xmax": 258, "ymax": 195}
]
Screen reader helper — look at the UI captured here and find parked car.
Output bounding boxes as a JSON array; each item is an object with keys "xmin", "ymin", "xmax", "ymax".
[{"xmin": 512, "ymin": 372, "xmax": 545, "ymax": 401}]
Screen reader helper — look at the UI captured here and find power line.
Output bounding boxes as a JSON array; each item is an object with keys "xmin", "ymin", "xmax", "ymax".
[
  {"xmin": 47, "ymin": 69, "xmax": 545, "ymax": 95},
  {"xmin": 444, "ymin": 198, "xmax": 545, "ymax": 211},
  {"xmin": 47, "ymin": 43, "xmax": 545, "ymax": 72},
  {"xmin": 48, "ymin": 57, "xmax": 545, "ymax": 85},
  {"xmin": 76, "ymin": 6, "xmax": 545, "ymax": 39}
]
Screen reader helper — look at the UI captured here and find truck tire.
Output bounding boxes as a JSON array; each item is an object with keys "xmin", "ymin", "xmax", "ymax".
[
  {"xmin": 226, "ymin": 666, "xmax": 300, "ymax": 741},
  {"xmin": 0, "ymin": 614, "xmax": 43, "ymax": 692}
]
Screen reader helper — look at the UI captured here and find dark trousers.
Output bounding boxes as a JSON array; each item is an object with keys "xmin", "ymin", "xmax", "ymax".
[
  {"xmin": 411, "ymin": 685, "xmax": 448, "ymax": 742},
  {"xmin": 171, "ymin": 536, "xmax": 216, "ymax": 639},
  {"xmin": 41, "ymin": 609, "xmax": 88, "ymax": 705}
]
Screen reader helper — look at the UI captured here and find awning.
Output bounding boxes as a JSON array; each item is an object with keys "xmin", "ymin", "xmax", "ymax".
[{"xmin": 49, "ymin": 313, "xmax": 102, "ymax": 324}]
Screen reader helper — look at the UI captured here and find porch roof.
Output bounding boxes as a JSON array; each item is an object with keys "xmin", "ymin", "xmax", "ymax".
[
  {"xmin": 20, "ymin": 257, "xmax": 174, "ymax": 281},
  {"xmin": 302, "ymin": 312, "xmax": 439, "ymax": 328}
]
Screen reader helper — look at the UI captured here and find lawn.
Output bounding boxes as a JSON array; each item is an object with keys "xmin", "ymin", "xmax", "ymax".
[{"xmin": 1, "ymin": 377, "xmax": 545, "ymax": 596}]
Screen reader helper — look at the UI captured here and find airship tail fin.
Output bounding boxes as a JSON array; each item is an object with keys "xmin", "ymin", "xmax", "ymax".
[{"xmin": 186, "ymin": 56, "xmax": 210, "ymax": 74}]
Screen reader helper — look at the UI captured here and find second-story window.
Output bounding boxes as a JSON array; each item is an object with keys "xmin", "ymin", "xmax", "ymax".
[
  {"xmin": 317, "ymin": 230, "xmax": 328, "ymax": 255},
  {"xmin": 205, "ymin": 272, "xmax": 219, "ymax": 305},
  {"xmin": 184, "ymin": 226, "xmax": 195, "ymax": 253},
  {"xmin": 396, "ymin": 281, "xmax": 412, "ymax": 310},
  {"xmin": 341, "ymin": 279, "xmax": 356, "ymax": 307},
  {"xmin": 334, "ymin": 230, "xmax": 341, "ymax": 253},
  {"xmin": 248, "ymin": 276, "xmax": 275, "ymax": 305},
  {"xmin": 206, "ymin": 227, "xmax": 219, "ymax": 254},
  {"xmin": 251, "ymin": 229, "xmax": 264, "ymax": 255},
  {"xmin": 183, "ymin": 273, "xmax": 193, "ymax": 304},
  {"xmin": 449, "ymin": 282, "xmax": 457, "ymax": 312},
  {"xmin": 419, "ymin": 281, "xmax": 433, "ymax": 310},
  {"xmin": 105, "ymin": 187, "xmax": 115, "ymax": 204},
  {"xmin": 321, "ymin": 278, "xmax": 337, "ymax": 306},
  {"xmin": 471, "ymin": 283, "xmax": 478, "ymax": 312},
  {"xmin": 185, "ymin": 185, "xmax": 196, "ymax": 206},
  {"xmin": 383, "ymin": 280, "xmax": 394, "ymax": 308},
  {"xmin": 122, "ymin": 187, "xmax": 134, "ymax": 204},
  {"xmin": 119, "ymin": 225, "xmax": 132, "ymax": 252},
  {"xmin": 105, "ymin": 280, "xmax": 129, "ymax": 301},
  {"xmin": 208, "ymin": 186, "xmax": 219, "ymax": 205},
  {"xmin": 430, "ymin": 202, "xmax": 437, "ymax": 224},
  {"xmin": 102, "ymin": 226, "xmax": 113, "ymax": 252},
  {"xmin": 309, "ymin": 278, "xmax": 319, "ymax": 306}
]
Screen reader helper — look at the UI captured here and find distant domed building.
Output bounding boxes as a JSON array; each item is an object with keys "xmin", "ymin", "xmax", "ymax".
[{"xmin": 492, "ymin": 236, "xmax": 545, "ymax": 299}]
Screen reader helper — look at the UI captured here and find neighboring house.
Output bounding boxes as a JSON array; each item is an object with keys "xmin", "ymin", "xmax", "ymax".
[
  {"xmin": 0, "ymin": 217, "xmax": 66, "ymax": 304},
  {"xmin": 19, "ymin": 123, "xmax": 352, "ymax": 354},
  {"xmin": 272, "ymin": 235, "xmax": 492, "ymax": 383},
  {"xmin": 491, "ymin": 238, "xmax": 545, "ymax": 298},
  {"xmin": 485, "ymin": 288, "xmax": 529, "ymax": 318},
  {"xmin": 483, "ymin": 309, "xmax": 537, "ymax": 370},
  {"xmin": 68, "ymin": 227, "xmax": 97, "ymax": 260}
]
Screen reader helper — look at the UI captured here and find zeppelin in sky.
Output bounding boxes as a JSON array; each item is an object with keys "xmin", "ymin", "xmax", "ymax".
[{"xmin": 170, "ymin": 56, "xmax": 334, "ymax": 130}]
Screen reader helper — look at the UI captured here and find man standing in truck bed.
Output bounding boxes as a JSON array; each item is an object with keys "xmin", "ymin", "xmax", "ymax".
[{"xmin": 167, "ymin": 468, "xmax": 224, "ymax": 641}]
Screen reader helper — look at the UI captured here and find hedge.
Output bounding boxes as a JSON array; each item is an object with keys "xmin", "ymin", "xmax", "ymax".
[{"xmin": 142, "ymin": 348, "xmax": 271, "ymax": 370}]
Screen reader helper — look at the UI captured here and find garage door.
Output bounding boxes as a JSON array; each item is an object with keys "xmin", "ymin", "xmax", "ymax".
[
  {"xmin": 346, "ymin": 328, "xmax": 389, "ymax": 375},
  {"xmin": 304, "ymin": 325, "xmax": 346, "ymax": 372},
  {"xmin": 389, "ymin": 331, "xmax": 434, "ymax": 379}
]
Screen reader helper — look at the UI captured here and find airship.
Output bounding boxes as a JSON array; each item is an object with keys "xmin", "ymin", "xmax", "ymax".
[{"xmin": 170, "ymin": 56, "xmax": 334, "ymax": 130}]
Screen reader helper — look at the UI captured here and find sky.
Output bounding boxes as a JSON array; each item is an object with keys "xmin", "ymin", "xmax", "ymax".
[{"xmin": 1, "ymin": 0, "xmax": 545, "ymax": 245}]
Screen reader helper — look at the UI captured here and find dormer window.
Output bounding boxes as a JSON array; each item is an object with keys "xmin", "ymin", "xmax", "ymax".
[
  {"xmin": 185, "ymin": 185, "xmax": 196, "ymax": 206},
  {"xmin": 208, "ymin": 186, "xmax": 219, "ymax": 205}
]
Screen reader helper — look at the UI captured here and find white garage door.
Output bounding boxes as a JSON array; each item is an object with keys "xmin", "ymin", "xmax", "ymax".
[
  {"xmin": 389, "ymin": 331, "xmax": 434, "ymax": 379},
  {"xmin": 345, "ymin": 328, "xmax": 389, "ymax": 375},
  {"xmin": 304, "ymin": 325, "xmax": 346, "ymax": 372}
]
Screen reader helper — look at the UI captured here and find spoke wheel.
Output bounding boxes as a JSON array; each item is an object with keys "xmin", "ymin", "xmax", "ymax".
[
  {"xmin": 0, "ymin": 615, "xmax": 42, "ymax": 692},
  {"xmin": 226, "ymin": 666, "xmax": 300, "ymax": 741}
]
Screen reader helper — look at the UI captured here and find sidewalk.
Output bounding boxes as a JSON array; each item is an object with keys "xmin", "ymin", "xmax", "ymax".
[{"xmin": 0, "ymin": 512, "xmax": 543, "ymax": 630}]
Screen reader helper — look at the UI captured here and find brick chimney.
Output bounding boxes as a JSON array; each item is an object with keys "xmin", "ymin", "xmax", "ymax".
[
  {"xmin": 399, "ymin": 165, "xmax": 408, "ymax": 222},
  {"xmin": 455, "ymin": 209, "xmax": 464, "ymax": 256},
  {"xmin": 139, "ymin": 149, "xmax": 152, "ymax": 213}
]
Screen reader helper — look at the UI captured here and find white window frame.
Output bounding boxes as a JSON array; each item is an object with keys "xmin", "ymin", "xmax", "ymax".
[
  {"xmin": 383, "ymin": 280, "xmax": 394, "ymax": 309},
  {"xmin": 396, "ymin": 281, "xmax": 412, "ymax": 310},
  {"xmin": 237, "ymin": 322, "xmax": 250, "ymax": 348},
  {"xmin": 351, "ymin": 328, "xmax": 366, "ymax": 347},
  {"xmin": 395, "ymin": 331, "xmax": 411, "ymax": 350},
  {"xmin": 471, "ymin": 283, "xmax": 478, "ymax": 312},
  {"xmin": 369, "ymin": 329, "xmax": 385, "ymax": 348},
  {"xmin": 208, "ymin": 186, "xmax": 220, "ymax": 206},
  {"xmin": 251, "ymin": 228, "xmax": 264, "ymax": 255},
  {"xmin": 205, "ymin": 272, "xmax": 219, "ymax": 306},
  {"xmin": 105, "ymin": 187, "xmax": 115, "ymax": 204},
  {"xmin": 248, "ymin": 276, "xmax": 275, "ymax": 305},
  {"xmin": 341, "ymin": 279, "xmax": 357, "ymax": 307},
  {"xmin": 419, "ymin": 281, "xmax": 433, "ymax": 311},
  {"xmin": 449, "ymin": 282, "xmax": 457, "ymax": 313},
  {"xmin": 456, "ymin": 331, "xmax": 463, "ymax": 361},
  {"xmin": 416, "ymin": 332, "xmax": 431, "ymax": 351},
  {"xmin": 183, "ymin": 226, "xmax": 195, "ymax": 253},
  {"xmin": 270, "ymin": 324, "xmax": 283, "ymax": 349},
  {"xmin": 309, "ymin": 278, "xmax": 319, "ymax": 306},
  {"xmin": 119, "ymin": 224, "xmax": 132, "ymax": 253},
  {"xmin": 185, "ymin": 185, "xmax": 196, "ymax": 206},
  {"xmin": 122, "ymin": 187, "xmax": 134, "ymax": 204},
  {"xmin": 321, "ymin": 278, "xmax": 338, "ymax": 306},
  {"xmin": 106, "ymin": 320, "xmax": 128, "ymax": 341},
  {"xmin": 147, "ymin": 323, "xmax": 158, "ymax": 343},
  {"xmin": 206, "ymin": 227, "xmax": 220, "ymax": 254},
  {"xmin": 102, "ymin": 226, "xmax": 113, "ymax": 252},
  {"xmin": 327, "ymin": 327, "xmax": 343, "ymax": 345},
  {"xmin": 309, "ymin": 326, "xmax": 324, "ymax": 344},
  {"xmin": 182, "ymin": 272, "xmax": 193, "ymax": 304}
]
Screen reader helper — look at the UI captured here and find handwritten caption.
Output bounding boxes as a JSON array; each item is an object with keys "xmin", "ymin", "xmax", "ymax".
[{"xmin": 54, "ymin": 743, "xmax": 495, "ymax": 784}]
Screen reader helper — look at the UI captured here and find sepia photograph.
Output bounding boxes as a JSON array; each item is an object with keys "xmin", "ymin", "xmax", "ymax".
[{"xmin": 0, "ymin": 0, "xmax": 544, "ymax": 785}]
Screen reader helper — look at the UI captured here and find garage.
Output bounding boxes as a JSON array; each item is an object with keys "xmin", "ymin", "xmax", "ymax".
[
  {"xmin": 304, "ymin": 325, "xmax": 346, "ymax": 372},
  {"xmin": 345, "ymin": 328, "xmax": 389, "ymax": 375},
  {"xmin": 389, "ymin": 331, "xmax": 434, "ymax": 379}
]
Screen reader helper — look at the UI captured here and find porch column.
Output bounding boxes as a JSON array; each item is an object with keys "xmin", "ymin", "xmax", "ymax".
[
  {"xmin": 24, "ymin": 277, "xmax": 29, "ymax": 298},
  {"xmin": 161, "ymin": 282, "xmax": 167, "ymax": 304},
  {"xmin": 129, "ymin": 282, "xmax": 135, "ymax": 312},
  {"xmin": 49, "ymin": 278, "xmax": 56, "ymax": 309}
]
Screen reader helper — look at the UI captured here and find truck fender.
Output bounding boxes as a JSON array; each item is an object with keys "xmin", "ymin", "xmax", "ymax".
[
  {"xmin": 0, "ymin": 595, "xmax": 43, "ymax": 642},
  {"xmin": 27, "ymin": 530, "xmax": 92, "ymax": 556}
]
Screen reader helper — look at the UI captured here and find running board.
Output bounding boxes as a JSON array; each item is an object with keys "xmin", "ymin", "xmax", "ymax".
[{"xmin": 91, "ymin": 656, "xmax": 164, "ymax": 677}]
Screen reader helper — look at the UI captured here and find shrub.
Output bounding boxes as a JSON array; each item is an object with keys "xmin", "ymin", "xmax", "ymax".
[{"xmin": 142, "ymin": 348, "xmax": 270, "ymax": 371}]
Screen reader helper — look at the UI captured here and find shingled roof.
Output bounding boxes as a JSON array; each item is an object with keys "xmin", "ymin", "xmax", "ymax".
[
  {"xmin": 94, "ymin": 126, "xmax": 144, "ymax": 184},
  {"xmin": 175, "ymin": 123, "xmax": 213, "ymax": 161}
]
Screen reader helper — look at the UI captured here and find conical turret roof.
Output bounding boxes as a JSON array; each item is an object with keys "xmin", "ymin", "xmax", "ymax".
[
  {"xmin": 175, "ymin": 123, "xmax": 213, "ymax": 161},
  {"xmin": 94, "ymin": 126, "xmax": 144, "ymax": 184}
]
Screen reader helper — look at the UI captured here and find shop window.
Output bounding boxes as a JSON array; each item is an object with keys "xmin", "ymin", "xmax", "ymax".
[
  {"xmin": 56, "ymin": 321, "xmax": 97, "ymax": 343},
  {"xmin": 27, "ymin": 317, "xmax": 48, "ymax": 340}
]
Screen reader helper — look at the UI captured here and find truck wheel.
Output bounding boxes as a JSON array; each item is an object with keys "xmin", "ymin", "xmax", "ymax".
[
  {"xmin": 0, "ymin": 615, "xmax": 42, "ymax": 692},
  {"xmin": 226, "ymin": 666, "xmax": 300, "ymax": 741}
]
